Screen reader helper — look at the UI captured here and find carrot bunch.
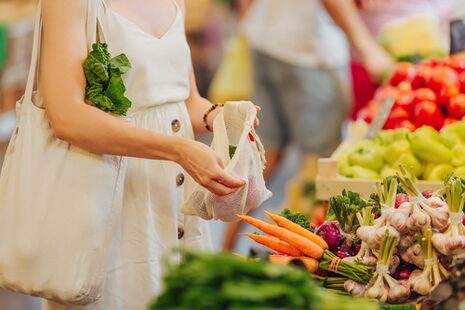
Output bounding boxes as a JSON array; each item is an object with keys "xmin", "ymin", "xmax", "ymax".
[{"xmin": 239, "ymin": 211, "xmax": 374, "ymax": 284}]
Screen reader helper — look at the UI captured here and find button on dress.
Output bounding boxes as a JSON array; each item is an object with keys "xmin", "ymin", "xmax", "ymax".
[{"xmin": 43, "ymin": 1, "xmax": 212, "ymax": 309}]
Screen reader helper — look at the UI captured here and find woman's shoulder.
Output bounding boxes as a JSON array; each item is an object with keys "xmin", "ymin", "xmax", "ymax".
[
  {"xmin": 42, "ymin": 0, "xmax": 87, "ymax": 25},
  {"xmin": 174, "ymin": 0, "xmax": 186, "ymax": 17}
]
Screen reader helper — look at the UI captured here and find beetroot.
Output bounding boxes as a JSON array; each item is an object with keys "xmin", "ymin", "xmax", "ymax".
[
  {"xmin": 316, "ymin": 222, "xmax": 341, "ymax": 250},
  {"xmin": 395, "ymin": 193, "xmax": 410, "ymax": 209},
  {"xmin": 335, "ymin": 243, "xmax": 354, "ymax": 259},
  {"xmin": 392, "ymin": 264, "xmax": 414, "ymax": 280}
]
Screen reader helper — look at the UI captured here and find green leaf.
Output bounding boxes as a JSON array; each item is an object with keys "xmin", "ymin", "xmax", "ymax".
[{"xmin": 83, "ymin": 43, "xmax": 132, "ymax": 116}]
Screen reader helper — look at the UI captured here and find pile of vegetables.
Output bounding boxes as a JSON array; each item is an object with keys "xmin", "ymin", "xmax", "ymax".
[
  {"xmin": 358, "ymin": 53, "xmax": 465, "ymax": 131},
  {"xmin": 152, "ymin": 251, "xmax": 378, "ymax": 310},
  {"xmin": 338, "ymin": 123, "xmax": 465, "ymax": 180},
  {"xmin": 242, "ymin": 171, "xmax": 465, "ymax": 305},
  {"xmin": 239, "ymin": 211, "xmax": 373, "ymax": 284}
]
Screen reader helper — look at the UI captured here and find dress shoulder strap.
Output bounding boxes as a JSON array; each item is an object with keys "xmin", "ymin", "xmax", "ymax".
[{"xmin": 86, "ymin": 0, "xmax": 106, "ymax": 48}]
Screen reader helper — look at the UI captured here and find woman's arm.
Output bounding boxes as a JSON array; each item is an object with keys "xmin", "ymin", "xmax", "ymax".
[
  {"xmin": 322, "ymin": 0, "xmax": 394, "ymax": 80},
  {"xmin": 39, "ymin": 0, "xmax": 244, "ymax": 195}
]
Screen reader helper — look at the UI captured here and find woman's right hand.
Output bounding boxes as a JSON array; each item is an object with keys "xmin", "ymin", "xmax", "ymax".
[{"xmin": 176, "ymin": 139, "xmax": 245, "ymax": 196}]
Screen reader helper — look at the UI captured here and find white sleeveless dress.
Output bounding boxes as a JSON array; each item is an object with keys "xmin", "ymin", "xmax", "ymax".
[{"xmin": 43, "ymin": 1, "xmax": 212, "ymax": 309}]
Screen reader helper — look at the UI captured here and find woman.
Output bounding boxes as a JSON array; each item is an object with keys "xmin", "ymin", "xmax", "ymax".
[{"xmin": 40, "ymin": 0, "xmax": 256, "ymax": 308}]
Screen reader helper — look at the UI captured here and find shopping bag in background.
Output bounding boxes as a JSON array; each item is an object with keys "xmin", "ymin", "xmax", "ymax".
[
  {"xmin": 450, "ymin": 18, "xmax": 465, "ymax": 54},
  {"xmin": 208, "ymin": 34, "xmax": 253, "ymax": 104},
  {"xmin": 378, "ymin": 14, "xmax": 448, "ymax": 61},
  {"xmin": 182, "ymin": 101, "xmax": 271, "ymax": 222}
]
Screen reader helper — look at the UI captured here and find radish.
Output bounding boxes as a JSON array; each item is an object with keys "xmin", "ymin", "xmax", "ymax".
[{"xmin": 395, "ymin": 193, "xmax": 409, "ymax": 209}]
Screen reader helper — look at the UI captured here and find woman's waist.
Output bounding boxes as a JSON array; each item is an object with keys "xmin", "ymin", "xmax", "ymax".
[{"xmin": 124, "ymin": 100, "xmax": 192, "ymax": 136}]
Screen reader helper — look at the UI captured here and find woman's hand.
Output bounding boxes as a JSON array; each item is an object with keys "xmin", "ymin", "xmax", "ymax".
[
  {"xmin": 360, "ymin": 43, "xmax": 395, "ymax": 82},
  {"xmin": 176, "ymin": 139, "xmax": 245, "ymax": 196}
]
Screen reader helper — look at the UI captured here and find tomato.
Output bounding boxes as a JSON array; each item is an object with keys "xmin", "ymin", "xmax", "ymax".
[
  {"xmin": 428, "ymin": 66, "xmax": 459, "ymax": 93},
  {"xmin": 384, "ymin": 106, "xmax": 410, "ymax": 129},
  {"xmin": 448, "ymin": 54, "xmax": 465, "ymax": 74},
  {"xmin": 389, "ymin": 62, "xmax": 416, "ymax": 86},
  {"xmin": 459, "ymin": 72, "xmax": 465, "ymax": 93},
  {"xmin": 444, "ymin": 118, "xmax": 458, "ymax": 126},
  {"xmin": 357, "ymin": 100, "xmax": 380, "ymax": 123},
  {"xmin": 394, "ymin": 93, "xmax": 414, "ymax": 111},
  {"xmin": 422, "ymin": 58, "xmax": 447, "ymax": 67},
  {"xmin": 394, "ymin": 120, "xmax": 416, "ymax": 131},
  {"xmin": 411, "ymin": 88, "xmax": 437, "ymax": 107},
  {"xmin": 447, "ymin": 94, "xmax": 465, "ymax": 120},
  {"xmin": 374, "ymin": 85, "xmax": 400, "ymax": 102},
  {"xmin": 411, "ymin": 65, "xmax": 433, "ymax": 89},
  {"xmin": 438, "ymin": 83, "xmax": 460, "ymax": 108},
  {"xmin": 414, "ymin": 100, "xmax": 445, "ymax": 130}
]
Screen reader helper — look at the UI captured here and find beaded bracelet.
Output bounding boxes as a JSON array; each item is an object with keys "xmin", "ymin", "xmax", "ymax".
[{"xmin": 203, "ymin": 103, "xmax": 219, "ymax": 132}]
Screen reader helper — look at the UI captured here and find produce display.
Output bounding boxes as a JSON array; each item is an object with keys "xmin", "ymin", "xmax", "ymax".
[
  {"xmin": 241, "ymin": 170, "xmax": 465, "ymax": 307},
  {"xmin": 358, "ymin": 54, "xmax": 465, "ymax": 131},
  {"xmin": 152, "ymin": 251, "xmax": 378, "ymax": 310},
  {"xmin": 337, "ymin": 122, "xmax": 465, "ymax": 180}
]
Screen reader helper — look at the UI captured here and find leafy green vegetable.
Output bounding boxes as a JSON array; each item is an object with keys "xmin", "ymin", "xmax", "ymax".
[
  {"xmin": 229, "ymin": 145, "xmax": 237, "ymax": 159},
  {"xmin": 152, "ymin": 251, "xmax": 378, "ymax": 310},
  {"xmin": 279, "ymin": 208, "xmax": 312, "ymax": 231},
  {"xmin": 83, "ymin": 43, "xmax": 132, "ymax": 116},
  {"xmin": 328, "ymin": 190, "xmax": 368, "ymax": 233}
]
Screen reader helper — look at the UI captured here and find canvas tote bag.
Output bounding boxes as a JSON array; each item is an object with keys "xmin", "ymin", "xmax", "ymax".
[
  {"xmin": 0, "ymin": 0, "xmax": 127, "ymax": 305},
  {"xmin": 182, "ymin": 101, "xmax": 272, "ymax": 222}
]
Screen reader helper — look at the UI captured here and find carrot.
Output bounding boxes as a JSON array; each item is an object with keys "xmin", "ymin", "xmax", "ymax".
[
  {"xmin": 299, "ymin": 257, "xmax": 318, "ymax": 272},
  {"xmin": 237, "ymin": 215, "xmax": 324, "ymax": 259},
  {"xmin": 269, "ymin": 254, "xmax": 295, "ymax": 265},
  {"xmin": 268, "ymin": 255, "xmax": 318, "ymax": 272},
  {"xmin": 242, "ymin": 233, "xmax": 302, "ymax": 256},
  {"xmin": 264, "ymin": 210, "xmax": 328, "ymax": 250}
]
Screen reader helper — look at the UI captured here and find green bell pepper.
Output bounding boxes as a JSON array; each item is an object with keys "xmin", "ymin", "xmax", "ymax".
[
  {"xmin": 440, "ymin": 131, "xmax": 463, "ymax": 149},
  {"xmin": 424, "ymin": 163, "xmax": 454, "ymax": 181},
  {"xmin": 348, "ymin": 166, "xmax": 380, "ymax": 179},
  {"xmin": 393, "ymin": 153, "xmax": 423, "ymax": 178},
  {"xmin": 452, "ymin": 144, "xmax": 465, "ymax": 167},
  {"xmin": 414, "ymin": 126, "xmax": 440, "ymax": 141},
  {"xmin": 410, "ymin": 132, "xmax": 452, "ymax": 163},
  {"xmin": 454, "ymin": 166, "xmax": 465, "ymax": 178},
  {"xmin": 383, "ymin": 139, "xmax": 411, "ymax": 165},
  {"xmin": 380, "ymin": 165, "xmax": 401, "ymax": 179},
  {"xmin": 348, "ymin": 145, "xmax": 384, "ymax": 172},
  {"xmin": 374, "ymin": 128, "xmax": 410, "ymax": 146}
]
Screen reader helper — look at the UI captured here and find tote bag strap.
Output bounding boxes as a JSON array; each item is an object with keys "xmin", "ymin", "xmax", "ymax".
[
  {"xmin": 24, "ymin": 0, "xmax": 105, "ymax": 103},
  {"xmin": 23, "ymin": 0, "xmax": 42, "ymax": 103}
]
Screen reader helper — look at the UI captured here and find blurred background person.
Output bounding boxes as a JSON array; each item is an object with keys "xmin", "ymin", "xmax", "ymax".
[
  {"xmin": 222, "ymin": 0, "xmax": 350, "ymax": 251},
  {"xmin": 323, "ymin": 0, "xmax": 453, "ymax": 119}
]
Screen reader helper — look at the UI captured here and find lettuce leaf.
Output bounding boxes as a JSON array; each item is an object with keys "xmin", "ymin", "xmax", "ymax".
[{"xmin": 83, "ymin": 43, "xmax": 132, "ymax": 116}]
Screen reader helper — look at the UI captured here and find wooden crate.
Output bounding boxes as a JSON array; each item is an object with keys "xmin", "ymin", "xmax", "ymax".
[
  {"xmin": 316, "ymin": 157, "xmax": 442, "ymax": 200},
  {"xmin": 315, "ymin": 121, "xmax": 442, "ymax": 200}
]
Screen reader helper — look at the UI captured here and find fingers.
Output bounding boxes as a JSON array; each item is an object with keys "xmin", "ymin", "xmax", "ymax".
[
  {"xmin": 216, "ymin": 170, "xmax": 245, "ymax": 188},
  {"xmin": 254, "ymin": 117, "xmax": 260, "ymax": 129},
  {"xmin": 216, "ymin": 155, "xmax": 225, "ymax": 169},
  {"xmin": 206, "ymin": 180, "xmax": 239, "ymax": 196}
]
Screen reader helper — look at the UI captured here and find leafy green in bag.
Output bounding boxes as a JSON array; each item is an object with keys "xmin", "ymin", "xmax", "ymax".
[{"xmin": 83, "ymin": 43, "xmax": 132, "ymax": 116}]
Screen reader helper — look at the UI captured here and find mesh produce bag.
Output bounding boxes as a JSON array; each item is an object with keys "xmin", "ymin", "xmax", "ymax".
[{"xmin": 182, "ymin": 101, "xmax": 272, "ymax": 222}]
